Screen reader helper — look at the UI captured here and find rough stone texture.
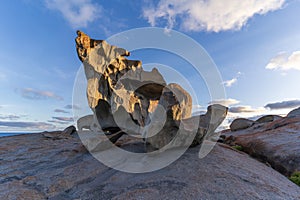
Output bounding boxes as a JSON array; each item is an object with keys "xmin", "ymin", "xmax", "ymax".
[
  {"xmin": 230, "ymin": 118, "xmax": 254, "ymax": 131},
  {"xmin": 75, "ymin": 31, "xmax": 191, "ymax": 135},
  {"xmin": 78, "ymin": 105, "xmax": 228, "ymax": 152},
  {"xmin": 74, "ymin": 31, "xmax": 231, "ymax": 152},
  {"xmin": 287, "ymin": 107, "xmax": 300, "ymax": 118},
  {"xmin": 1, "ymin": 132, "xmax": 299, "ymax": 199},
  {"xmin": 256, "ymin": 115, "xmax": 283, "ymax": 124},
  {"xmin": 224, "ymin": 115, "xmax": 300, "ymax": 176},
  {"xmin": 143, "ymin": 104, "xmax": 227, "ymax": 150},
  {"xmin": 42, "ymin": 126, "xmax": 77, "ymax": 140},
  {"xmin": 77, "ymin": 115, "xmax": 101, "ymax": 131}
]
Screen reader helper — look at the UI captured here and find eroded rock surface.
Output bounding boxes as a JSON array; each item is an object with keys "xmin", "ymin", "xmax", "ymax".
[
  {"xmin": 79, "ymin": 104, "xmax": 228, "ymax": 152},
  {"xmin": 256, "ymin": 115, "xmax": 283, "ymax": 124},
  {"xmin": 230, "ymin": 118, "xmax": 254, "ymax": 131},
  {"xmin": 1, "ymin": 133, "xmax": 299, "ymax": 199},
  {"xmin": 42, "ymin": 126, "xmax": 77, "ymax": 140},
  {"xmin": 287, "ymin": 107, "xmax": 300, "ymax": 118},
  {"xmin": 75, "ymin": 31, "xmax": 227, "ymax": 150},
  {"xmin": 75, "ymin": 31, "xmax": 191, "ymax": 134},
  {"xmin": 224, "ymin": 115, "xmax": 300, "ymax": 176}
]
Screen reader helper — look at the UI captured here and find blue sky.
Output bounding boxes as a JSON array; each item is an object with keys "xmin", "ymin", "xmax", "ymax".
[{"xmin": 0, "ymin": 0, "xmax": 300, "ymax": 131}]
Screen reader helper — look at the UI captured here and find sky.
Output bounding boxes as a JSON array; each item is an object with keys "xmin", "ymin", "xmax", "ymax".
[{"xmin": 0, "ymin": 0, "xmax": 300, "ymax": 132}]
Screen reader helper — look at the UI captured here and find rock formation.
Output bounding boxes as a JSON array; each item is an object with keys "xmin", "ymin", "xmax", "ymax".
[
  {"xmin": 256, "ymin": 114, "xmax": 283, "ymax": 124},
  {"xmin": 287, "ymin": 107, "xmax": 300, "ymax": 118},
  {"xmin": 42, "ymin": 126, "xmax": 77, "ymax": 140},
  {"xmin": 77, "ymin": 115, "xmax": 101, "ymax": 131},
  {"xmin": 75, "ymin": 31, "xmax": 227, "ymax": 150},
  {"xmin": 223, "ymin": 112, "xmax": 300, "ymax": 176},
  {"xmin": 75, "ymin": 31, "xmax": 189, "ymax": 131},
  {"xmin": 230, "ymin": 118, "xmax": 254, "ymax": 131}
]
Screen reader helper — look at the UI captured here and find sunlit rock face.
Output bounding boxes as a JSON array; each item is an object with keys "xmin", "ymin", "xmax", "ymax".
[
  {"xmin": 75, "ymin": 31, "xmax": 227, "ymax": 149},
  {"xmin": 75, "ymin": 31, "xmax": 191, "ymax": 133}
]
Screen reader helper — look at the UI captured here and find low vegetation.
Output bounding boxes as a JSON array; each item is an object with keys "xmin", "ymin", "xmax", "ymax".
[
  {"xmin": 232, "ymin": 145, "xmax": 243, "ymax": 151},
  {"xmin": 289, "ymin": 171, "xmax": 300, "ymax": 186}
]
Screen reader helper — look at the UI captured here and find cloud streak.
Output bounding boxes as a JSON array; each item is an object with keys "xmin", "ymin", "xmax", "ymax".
[
  {"xmin": 266, "ymin": 51, "xmax": 300, "ymax": 71},
  {"xmin": 265, "ymin": 100, "xmax": 300, "ymax": 110},
  {"xmin": 0, "ymin": 121, "xmax": 55, "ymax": 130},
  {"xmin": 209, "ymin": 98, "xmax": 240, "ymax": 107},
  {"xmin": 64, "ymin": 104, "xmax": 81, "ymax": 110},
  {"xmin": 52, "ymin": 117, "xmax": 74, "ymax": 122},
  {"xmin": 47, "ymin": 120, "xmax": 70, "ymax": 125},
  {"xmin": 45, "ymin": 0, "xmax": 101, "ymax": 28},
  {"xmin": 222, "ymin": 72, "xmax": 242, "ymax": 87},
  {"xmin": 54, "ymin": 109, "xmax": 69, "ymax": 114},
  {"xmin": 0, "ymin": 115, "xmax": 21, "ymax": 120},
  {"xmin": 229, "ymin": 106, "xmax": 265, "ymax": 113},
  {"xmin": 223, "ymin": 78, "xmax": 237, "ymax": 88},
  {"xmin": 18, "ymin": 88, "xmax": 63, "ymax": 101},
  {"xmin": 143, "ymin": 0, "xmax": 285, "ymax": 32}
]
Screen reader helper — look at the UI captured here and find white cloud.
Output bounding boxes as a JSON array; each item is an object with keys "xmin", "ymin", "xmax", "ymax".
[
  {"xmin": 48, "ymin": 120, "xmax": 71, "ymax": 125},
  {"xmin": 266, "ymin": 51, "xmax": 300, "ymax": 71},
  {"xmin": 265, "ymin": 99, "xmax": 300, "ymax": 110},
  {"xmin": 143, "ymin": 0, "xmax": 285, "ymax": 32},
  {"xmin": 222, "ymin": 78, "xmax": 237, "ymax": 87},
  {"xmin": 0, "ymin": 114, "xmax": 21, "ymax": 120},
  {"xmin": 54, "ymin": 109, "xmax": 69, "ymax": 113},
  {"xmin": 0, "ymin": 121, "xmax": 56, "ymax": 130},
  {"xmin": 222, "ymin": 72, "xmax": 242, "ymax": 87},
  {"xmin": 52, "ymin": 117, "xmax": 74, "ymax": 122},
  {"xmin": 18, "ymin": 88, "xmax": 63, "ymax": 101},
  {"xmin": 45, "ymin": 0, "xmax": 101, "ymax": 28},
  {"xmin": 229, "ymin": 105, "xmax": 265, "ymax": 113},
  {"xmin": 209, "ymin": 98, "xmax": 240, "ymax": 107}
]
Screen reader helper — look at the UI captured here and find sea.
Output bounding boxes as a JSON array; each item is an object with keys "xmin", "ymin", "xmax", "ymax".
[{"xmin": 0, "ymin": 132, "xmax": 36, "ymax": 138}]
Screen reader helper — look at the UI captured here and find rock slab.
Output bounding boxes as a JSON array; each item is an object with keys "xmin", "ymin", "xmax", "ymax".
[
  {"xmin": 224, "ymin": 115, "xmax": 300, "ymax": 176},
  {"xmin": 0, "ymin": 132, "xmax": 299, "ymax": 199}
]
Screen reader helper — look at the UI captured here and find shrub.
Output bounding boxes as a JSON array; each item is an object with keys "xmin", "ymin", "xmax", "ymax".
[
  {"xmin": 289, "ymin": 171, "xmax": 300, "ymax": 186},
  {"xmin": 232, "ymin": 145, "xmax": 243, "ymax": 151}
]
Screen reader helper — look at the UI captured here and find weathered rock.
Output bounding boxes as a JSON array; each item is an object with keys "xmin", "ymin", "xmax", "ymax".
[
  {"xmin": 79, "ymin": 130, "xmax": 125, "ymax": 153},
  {"xmin": 158, "ymin": 83, "xmax": 192, "ymax": 121},
  {"xmin": 62, "ymin": 125, "xmax": 77, "ymax": 135},
  {"xmin": 256, "ymin": 115, "xmax": 283, "ymax": 124},
  {"xmin": 224, "ymin": 116, "xmax": 300, "ymax": 176},
  {"xmin": 75, "ymin": 31, "xmax": 192, "ymax": 143},
  {"xmin": 1, "ymin": 133, "xmax": 299, "ymax": 199},
  {"xmin": 144, "ymin": 104, "xmax": 227, "ymax": 150},
  {"xmin": 200, "ymin": 104, "xmax": 228, "ymax": 130},
  {"xmin": 143, "ymin": 84, "xmax": 193, "ymax": 149},
  {"xmin": 42, "ymin": 126, "xmax": 77, "ymax": 140},
  {"xmin": 188, "ymin": 104, "xmax": 228, "ymax": 146},
  {"xmin": 230, "ymin": 118, "xmax": 254, "ymax": 131},
  {"xmin": 75, "ymin": 31, "xmax": 230, "ymax": 152},
  {"xmin": 77, "ymin": 114, "xmax": 101, "ymax": 131},
  {"xmin": 287, "ymin": 107, "xmax": 300, "ymax": 118}
]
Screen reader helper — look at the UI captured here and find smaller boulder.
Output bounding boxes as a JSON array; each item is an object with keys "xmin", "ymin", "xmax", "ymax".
[
  {"xmin": 42, "ymin": 126, "xmax": 77, "ymax": 140},
  {"xmin": 287, "ymin": 107, "xmax": 300, "ymax": 118},
  {"xmin": 230, "ymin": 118, "xmax": 254, "ymax": 131},
  {"xmin": 62, "ymin": 125, "xmax": 77, "ymax": 135},
  {"xmin": 256, "ymin": 115, "xmax": 283, "ymax": 124}
]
